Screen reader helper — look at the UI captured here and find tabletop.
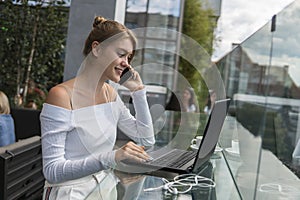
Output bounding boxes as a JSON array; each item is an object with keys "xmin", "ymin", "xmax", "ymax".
[{"xmin": 85, "ymin": 150, "xmax": 241, "ymax": 200}]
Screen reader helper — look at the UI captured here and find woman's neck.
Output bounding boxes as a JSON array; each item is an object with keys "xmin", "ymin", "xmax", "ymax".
[{"xmin": 75, "ymin": 58, "xmax": 107, "ymax": 93}]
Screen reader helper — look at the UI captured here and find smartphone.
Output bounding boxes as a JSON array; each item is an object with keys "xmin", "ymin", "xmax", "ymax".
[{"xmin": 119, "ymin": 67, "xmax": 132, "ymax": 85}]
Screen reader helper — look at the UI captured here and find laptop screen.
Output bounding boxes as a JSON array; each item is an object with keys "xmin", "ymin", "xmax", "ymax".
[{"xmin": 192, "ymin": 98, "xmax": 230, "ymax": 172}]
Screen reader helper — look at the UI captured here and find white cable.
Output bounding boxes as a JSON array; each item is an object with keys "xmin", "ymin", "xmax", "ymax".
[
  {"xmin": 258, "ymin": 183, "xmax": 300, "ymax": 195},
  {"xmin": 143, "ymin": 178, "xmax": 171, "ymax": 192},
  {"xmin": 144, "ymin": 174, "xmax": 216, "ymax": 195},
  {"xmin": 174, "ymin": 174, "xmax": 216, "ymax": 188}
]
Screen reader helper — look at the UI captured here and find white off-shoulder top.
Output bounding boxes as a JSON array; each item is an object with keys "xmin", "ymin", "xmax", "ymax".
[{"xmin": 40, "ymin": 89, "xmax": 155, "ymax": 184}]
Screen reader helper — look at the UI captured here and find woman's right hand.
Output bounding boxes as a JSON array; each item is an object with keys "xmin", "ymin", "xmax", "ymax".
[
  {"xmin": 115, "ymin": 141, "xmax": 151, "ymax": 163},
  {"xmin": 122, "ymin": 65, "xmax": 144, "ymax": 92}
]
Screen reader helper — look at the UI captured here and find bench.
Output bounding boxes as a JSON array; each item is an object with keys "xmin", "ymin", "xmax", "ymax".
[{"xmin": 0, "ymin": 136, "xmax": 44, "ymax": 200}]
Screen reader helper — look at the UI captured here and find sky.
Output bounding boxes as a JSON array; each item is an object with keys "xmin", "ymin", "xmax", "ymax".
[
  {"xmin": 124, "ymin": 0, "xmax": 294, "ymax": 62},
  {"xmin": 127, "ymin": 0, "xmax": 181, "ymax": 16},
  {"xmin": 212, "ymin": 0, "xmax": 295, "ymax": 61},
  {"xmin": 125, "ymin": 0, "xmax": 300, "ymax": 86}
]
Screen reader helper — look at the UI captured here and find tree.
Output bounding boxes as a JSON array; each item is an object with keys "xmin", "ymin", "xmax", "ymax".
[
  {"xmin": 0, "ymin": 0, "xmax": 69, "ymax": 109},
  {"xmin": 180, "ymin": 0, "xmax": 217, "ymax": 110}
]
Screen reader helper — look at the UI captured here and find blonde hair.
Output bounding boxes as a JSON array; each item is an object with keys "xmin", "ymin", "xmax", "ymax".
[
  {"xmin": 83, "ymin": 16, "xmax": 137, "ymax": 62},
  {"xmin": 0, "ymin": 91, "xmax": 10, "ymax": 114}
]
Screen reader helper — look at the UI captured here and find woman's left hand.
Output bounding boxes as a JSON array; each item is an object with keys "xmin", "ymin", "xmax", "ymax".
[{"xmin": 122, "ymin": 66, "xmax": 145, "ymax": 92}]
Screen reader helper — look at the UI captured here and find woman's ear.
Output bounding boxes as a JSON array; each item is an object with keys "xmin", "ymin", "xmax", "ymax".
[{"xmin": 91, "ymin": 41, "xmax": 100, "ymax": 57}]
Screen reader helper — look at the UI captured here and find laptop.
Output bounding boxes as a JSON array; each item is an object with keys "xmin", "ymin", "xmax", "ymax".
[{"xmin": 120, "ymin": 98, "xmax": 231, "ymax": 174}]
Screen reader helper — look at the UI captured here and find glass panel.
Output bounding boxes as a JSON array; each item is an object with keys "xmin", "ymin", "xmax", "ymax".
[
  {"xmin": 256, "ymin": 1, "xmax": 300, "ymax": 199},
  {"xmin": 140, "ymin": 62, "xmax": 175, "ymax": 88},
  {"xmin": 218, "ymin": 12, "xmax": 273, "ymax": 200},
  {"xmin": 125, "ymin": 0, "xmax": 181, "ymax": 39},
  {"xmin": 125, "ymin": 0, "xmax": 183, "ymax": 87},
  {"xmin": 144, "ymin": 39, "xmax": 176, "ymax": 65},
  {"xmin": 146, "ymin": 0, "xmax": 180, "ymax": 39},
  {"xmin": 125, "ymin": 0, "xmax": 147, "ymax": 37},
  {"xmin": 217, "ymin": 1, "xmax": 300, "ymax": 199},
  {"xmin": 148, "ymin": 0, "xmax": 180, "ymax": 17},
  {"xmin": 141, "ymin": 39, "xmax": 176, "ymax": 87},
  {"xmin": 126, "ymin": 0, "xmax": 147, "ymax": 13}
]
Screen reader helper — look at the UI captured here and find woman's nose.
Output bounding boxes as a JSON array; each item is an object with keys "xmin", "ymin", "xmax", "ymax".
[{"xmin": 120, "ymin": 60, "xmax": 129, "ymax": 67}]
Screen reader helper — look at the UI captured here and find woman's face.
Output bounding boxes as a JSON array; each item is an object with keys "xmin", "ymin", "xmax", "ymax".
[
  {"xmin": 211, "ymin": 92, "xmax": 216, "ymax": 102},
  {"xmin": 183, "ymin": 89, "xmax": 191, "ymax": 100},
  {"xmin": 100, "ymin": 37, "xmax": 134, "ymax": 83}
]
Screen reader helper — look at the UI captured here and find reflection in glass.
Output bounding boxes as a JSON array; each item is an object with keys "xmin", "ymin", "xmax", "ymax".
[
  {"xmin": 148, "ymin": 0, "xmax": 180, "ymax": 17},
  {"xmin": 125, "ymin": 0, "xmax": 181, "ymax": 39},
  {"xmin": 125, "ymin": 0, "xmax": 183, "ymax": 88},
  {"xmin": 146, "ymin": 0, "xmax": 180, "ymax": 39},
  {"xmin": 126, "ymin": 0, "xmax": 147, "ymax": 13},
  {"xmin": 217, "ymin": 0, "xmax": 300, "ymax": 199},
  {"xmin": 144, "ymin": 40, "xmax": 176, "ymax": 65}
]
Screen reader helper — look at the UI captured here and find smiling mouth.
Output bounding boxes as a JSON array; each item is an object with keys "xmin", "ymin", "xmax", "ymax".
[{"xmin": 115, "ymin": 67, "xmax": 123, "ymax": 75}]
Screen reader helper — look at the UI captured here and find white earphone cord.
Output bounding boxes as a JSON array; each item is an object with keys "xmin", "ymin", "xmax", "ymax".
[{"xmin": 144, "ymin": 174, "xmax": 216, "ymax": 195}]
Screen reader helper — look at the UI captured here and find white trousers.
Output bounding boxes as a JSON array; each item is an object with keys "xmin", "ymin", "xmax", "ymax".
[{"xmin": 43, "ymin": 170, "xmax": 118, "ymax": 200}]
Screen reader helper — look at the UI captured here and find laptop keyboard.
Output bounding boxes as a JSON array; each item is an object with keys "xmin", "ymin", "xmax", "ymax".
[{"xmin": 148, "ymin": 149, "xmax": 197, "ymax": 168}]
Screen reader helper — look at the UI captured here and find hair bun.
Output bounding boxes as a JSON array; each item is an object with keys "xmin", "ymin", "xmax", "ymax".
[{"xmin": 93, "ymin": 16, "xmax": 107, "ymax": 28}]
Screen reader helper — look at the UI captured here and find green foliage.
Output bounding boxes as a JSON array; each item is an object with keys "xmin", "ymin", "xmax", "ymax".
[
  {"xmin": 182, "ymin": 0, "xmax": 215, "ymax": 54},
  {"xmin": 179, "ymin": 0, "xmax": 217, "ymax": 110},
  {"xmin": 0, "ymin": 0, "xmax": 69, "ymax": 109}
]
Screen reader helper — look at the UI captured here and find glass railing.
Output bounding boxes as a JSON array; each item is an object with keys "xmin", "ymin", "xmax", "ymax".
[{"xmin": 216, "ymin": 0, "xmax": 300, "ymax": 199}]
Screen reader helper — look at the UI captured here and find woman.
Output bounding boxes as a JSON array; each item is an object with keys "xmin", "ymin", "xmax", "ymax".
[
  {"xmin": 0, "ymin": 91, "xmax": 16, "ymax": 147},
  {"xmin": 181, "ymin": 87, "xmax": 197, "ymax": 112},
  {"xmin": 40, "ymin": 16, "xmax": 155, "ymax": 199},
  {"xmin": 204, "ymin": 90, "xmax": 216, "ymax": 115}
]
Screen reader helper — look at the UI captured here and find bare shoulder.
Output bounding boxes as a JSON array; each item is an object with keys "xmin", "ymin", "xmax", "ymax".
[{"xmin": 46, "ymin": 83, "xmax": 72, "ymax": 109}]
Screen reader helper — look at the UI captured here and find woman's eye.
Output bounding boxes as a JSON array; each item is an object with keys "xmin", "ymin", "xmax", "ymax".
[
  {"xmin": 117, "ymin": 52, "xmax": 133, "ymax": 63},
  {"xmin": 118, "ymin": 52, "xmax": 126, "ymax": 57}
]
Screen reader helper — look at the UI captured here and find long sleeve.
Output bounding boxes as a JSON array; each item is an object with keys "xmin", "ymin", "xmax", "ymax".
[
  {"xmin": 117, "ymin": 89, "xmax": 155, "ymax": 146},
  {"xmin": 40, "ymin": 104, "xmax": 116, "ymax": 184}
]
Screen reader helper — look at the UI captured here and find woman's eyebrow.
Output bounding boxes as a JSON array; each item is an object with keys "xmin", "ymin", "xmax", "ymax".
[{"xmin": 117, "ymin": 48, "xmax": 133, "ymax": 54}]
